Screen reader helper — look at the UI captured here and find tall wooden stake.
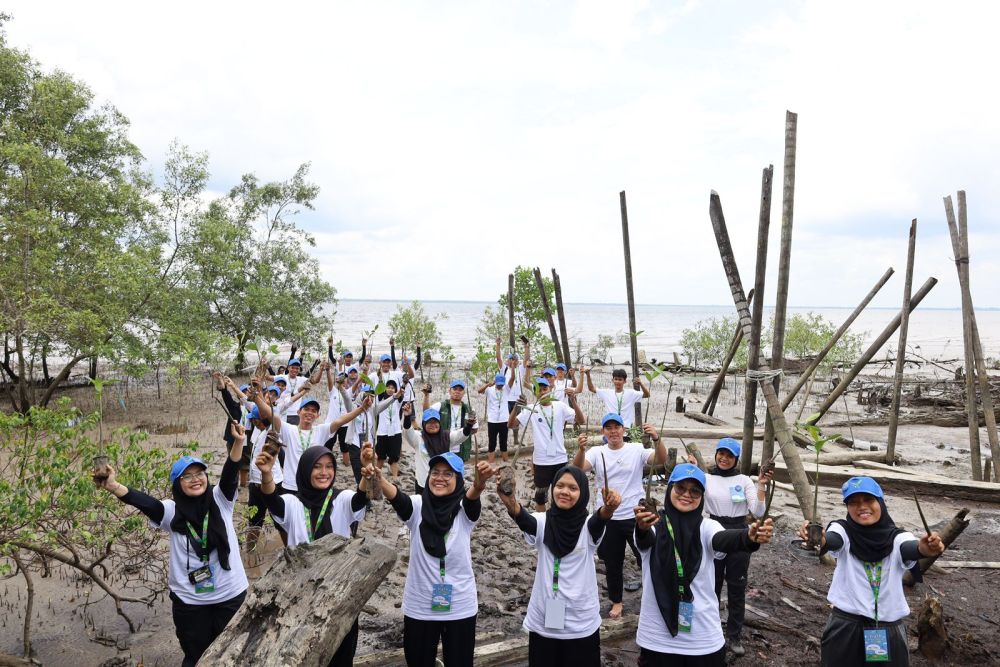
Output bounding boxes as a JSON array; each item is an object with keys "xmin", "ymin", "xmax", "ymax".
[
  {"xmin": 703, "ymin": 289, "xmax": 754, "ymax": 416},
  {"xmin": 762, "ymin": 112, "xmax": 797, "ymax": 467},
  {"xmin": 552, "ymin": 269, "xmax": 573, "ymax": 368},
  {"xmin": 709, "ymin": 191, "xmax": 815, "ymax": 519},
  {"xmin": 620, "ymin": 191, "xmax": 644, "ymax": 433},
  {"xmin": 533, "ymin": 267, "xmax": 563, "ymax": 364},
  {"xmin": 507, "ymin": 273, "xmax": 516, "ymax": 350},
  {"xmin": 886, "ymin": 220, "xmax": 917, "ymax": 463},
  {"xmin": 807, "ymin": 277, "xmax": 938, "ymax": 426},
  {"xmin": 741, "ymin": 166, "xmax": 773, "ymax": 474}
]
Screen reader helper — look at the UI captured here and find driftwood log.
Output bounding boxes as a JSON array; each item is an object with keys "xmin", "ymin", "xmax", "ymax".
[
  {"xmin": 201, "ymin": 536, "xmax": 396, "ymax": 666},
  {"xmin": 915, "ymin": 596, "xmax": 949, "ymax": 660},
  {"xmin": 903, "ymin": 508, "xmax": 970, "ymax": 586}
]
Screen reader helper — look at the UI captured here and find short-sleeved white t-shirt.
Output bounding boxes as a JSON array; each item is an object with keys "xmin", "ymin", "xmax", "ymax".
[
  {"xmin": 551, "ymin": 378, "xmax": 573, "ymax": 402},
  {"xmin": 152, "ymin": 487, "xmax": 249, "ymax": 605},
  {"xmin": 825, "ymin": 524, "xmax": 917, "ymax": 623},
  {"xmin": 517, "ymin": 400, "xmax": 576, "ymax": 465},
  {"xmin": 404, "ymin": 428, "xmax": 430, "ymax": 485},
  {"xmin": 500, "ymin": 363, "xmax": 526, "ymax": 402},
  {"xmin": 283, "ymin": 374, "xmax": 309, "ymax": 413},
  {"xmin": 636, "ymin": 519, "xmax": 727, "ymax": 656},
  {"xmin": 597, "ymin": 388, "xmax": 643, "ymax": 427},
  {"xmin": 377, "ymin": 401, "xmax": 403, "ymax": 436},
  {"xmin": 704, "ymin": 473, "xmax": 765, "ymax": 519},
  {"xmin": 278, "ymin": 422, "xmax": 333, "ymax": 491},
  {"xmin": 585, "ymin": 443, "xmax": 653, "ymax": 520},
  {"xmin": 522, "ymin": 513, "xmax": 604, "ymax": 639},
  {"xmin": 484, "ymin": 386, "xmax": 509, "ymax": 424},
  {"xmin": 248, "ymin": 428, "xmax": 284, "ymax": 485},
  {"xmin": 272, "ymin": 491, "xmax": 365, "ymax": 545},
  {"xmin": 327, "ymin": 388, "xmax": 349, "ymax": 423},
  {"xmin": 401, "ymin": 496, "xmax": 479, "ymax": 621}
]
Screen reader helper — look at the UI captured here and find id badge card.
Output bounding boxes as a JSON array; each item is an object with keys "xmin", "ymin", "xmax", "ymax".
[
  {"xmin": 431, "ymin": 583, "xmax": 453, "ymax": 612},
  {"xmin": 729, "ymin": 485, "xmax": 746, "ymax": 503},
  {"xmin": 191, "ymin": 564, "xmax": 216, "ymax": 594},
  {"xmin": 863, "ymin": 628, "xmax": 890, "ymax": 662},
  {"xmin": 678, "ymin": 601, "xmax": 694, "ymax": 633},
  {"xmin": 544, "ymin": 597, "xmax": 567, "ymax": 630}
]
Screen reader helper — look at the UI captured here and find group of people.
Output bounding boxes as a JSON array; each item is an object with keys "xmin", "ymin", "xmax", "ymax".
[{"xmin": 93, "ymin": 338, "xmax": 947, "ymax": 667}]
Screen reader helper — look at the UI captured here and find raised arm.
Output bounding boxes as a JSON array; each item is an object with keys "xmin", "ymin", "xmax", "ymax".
[
  {"xmin": 643, "ymin": 423, "xmax": 668, "ymax": 465},
  {"xmin": 585, "ymin": 367, "xmax": 597, "ymax": 393},
  {"xmin": 309, "ymin": 359, "xmax": 326, "ymax": 385},
  {"xmin": 635, "ymin": 377, "xmax": 650, "ymax": 398},
  {"xmin": 329, "ymin": 394, "xmax": 373, "ymax": 429},
  {"xmin": 95, "ymin": 465, "xmax": 165, "ymax": 524},
  {"xmin": 496, "ymin": 476, "xmax": 538, "ymax": 536},
  {"xmin": 220, "ymin": 423, "xmax": 246, "ymax": 501},
  {"xmin": 494, "ymin": 336, "xmax": 504, "ymax": 370},
  {"xmin": 572, "ymin": 433, "xmax": 593, "ymax": 471}
]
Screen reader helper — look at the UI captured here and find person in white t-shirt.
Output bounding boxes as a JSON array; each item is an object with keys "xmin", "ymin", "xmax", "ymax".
[
  {"xmin": 244, "ymin": 405, "xmax": 286, "ymax": 551},
  {"xmin": 478, "ymin": 373, "xmax": 511, "ymax": 463},
  {"xmin": 551, "ymin": 363, "xmax": 575, "ymax": 402},
  {"xmin": 581, "ymin": 367, "xmax": 649, "ymax": 429},
  {"xmin": 495, "ymin": 336, "xmax": 530, "ymax": 443},
  {"xmin": 633, "ymin": 465, "xmax": 773, "ymax": 666},
  {"xmin": 507, "ymin": 377, "xmax": 586, "ymax": 512},
  {"xmin": 796, "ymin": 477, "xmax": 945, "ymax": 667},
  {"xmin": 363, "ymin": 452, "xmax": 496, "ymax": 667},
  {"xmin": 572, "ymin": 413, "xmax": 668, "ymax": 620},
  {"xmin": 425, "ymin": 380, "xmax": 480, "ymax": 462},
  {"xmin": 497, "ymin": 464, "xmax": 621, "ymax": 666},
  {"xmin": 274, "ymin": 358, "xmax": 319, "ymax": 424},
  {"xmin": 375, "ymin": 379, "xmax": 405, "ymax": 478}
]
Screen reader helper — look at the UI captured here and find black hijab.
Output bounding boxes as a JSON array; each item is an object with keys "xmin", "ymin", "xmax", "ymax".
[
  {"xmin": 419, "ymin": 458, "xmax": 466, "ymax": 558},
  {"xmin": 296, "ymin": 446, "xmax": 340, "ymax": 541},
  {"xmin": 169, "ymin": 465, "xmax": 232, "ymax": 570},
  {"xmin": 543, "ymin": 466, "xmax": 590, "ymax": 559},
  {"xmin": 421, "ymin": 421, "xmax": 453, "ymax": 458},
  {"xmin": 650, "ymin": 481, "xmax": 705, "ymax": 636},
  {"xmin": 709, "ymin": 449, "xmax": 739, "ymax": 478},
  {"xmin": 825, "ymin": 497, "xmax": 920, "ymax": 581}
]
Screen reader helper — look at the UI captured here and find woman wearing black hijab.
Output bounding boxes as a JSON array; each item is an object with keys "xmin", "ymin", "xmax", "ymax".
[
  {"xmin": 797, "ymin": 476, "xmax": 945, "ymax": 666},
  {"xmin": 96, "ymin": 423, "xmax": 249, "ymax": 667},
  {"xmin": 364, "ymin": 451, "xmax": 495, "ymax": 667},
  {"xmin": 496, "ymin": 465, "xmax": 622, "ymax": 666},
  {"xmin": 256, "ymin": 444, "xmax": 369, "ymax": 666},
  {"xmin": 632, "ymin": 464, "xmax": 774, "ymax": 667}
]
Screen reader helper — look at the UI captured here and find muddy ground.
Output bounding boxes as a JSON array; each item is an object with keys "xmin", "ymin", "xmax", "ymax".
[{"xmin": 2, "ymin": 364, "xmax": 999, "ymax": 666}]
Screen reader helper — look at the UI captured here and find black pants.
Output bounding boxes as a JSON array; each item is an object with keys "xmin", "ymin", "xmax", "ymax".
[
  {"xmin": 170, "ymin": 590, "xmax": 246, "ymax": 667},
  {"xmin": 528, "ymin": 629, "xmax": 600, "ymax": 667},
  {"xmin": 638, "ymin": 646, "xmax": 726, "ymax": 667},
  {"xmin": 376, "ymin": 433, "xmax": 403, "ymax": 464},
  {"xmin": 335, "ymin": 425, "xmax": 349, "ymax": 451},
  {"xmin": 403, "ymin": 614, "xmax": 477, "ymax": 666},
  {"xmin": 597, "ymin": 518, "xmax": 641, "ymax": 603},
  {"xmin": 346, "ymin": 446, "xmax": 362, "ymax": 484},
  {"xmin": 714, "ymin": 550, "xmax": 750, "ymax": 640},
  {"xmin": 487, "ymin": 422, "xmax": 509, "ymax": 452},
  {"xmin": 821, "ymin": 608, "xmax": 908, "ymax": 667},
  {"xmin": 327, "ymin": 617, "xmax": 359, "ymax": 667}
]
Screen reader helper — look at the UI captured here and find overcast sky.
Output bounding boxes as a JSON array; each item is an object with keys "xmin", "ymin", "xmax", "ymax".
[{"xmin": 7, "ymin": 1, "xmax": 1000, "ymax": 308}]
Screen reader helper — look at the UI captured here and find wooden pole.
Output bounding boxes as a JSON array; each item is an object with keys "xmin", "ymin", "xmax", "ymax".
[
  {"xmin": 620, "ymin": 190, "xmax": 645, "ymax": 433},
  {"xmin": 552, "ymin": 269, "xmax": 573, "ymax": 368},
  {"xmin": 762, "ymin": 112, "xmax": 798, "ymax": 467},
  {"xmin": 709, "ymin": 191, "xmax": 816, "ymax": 520},
  {"xmin": 703, "ymin": 288, "xmax": 754, "ymax": 416},
  {"xmin": 886, "ymin": 220, "xmax": 917, "ymax": 463},
  {"xmin": 532, "ymin": 267, "xmax": 562, "ymax": 363},
  {"xmin": 806, "ymin": 276, "xmax": 938, "ymax": 425},
  {"xmin": 780, "ymin": 267, "xmax": 895, "ymax": 411},
  {"xmin": 740, "ymin": 166, "xmax": 773, "ymax": 474},
  {"xmin": 507, "ymin": 273, "xmax": 516, "ymax": 350}
]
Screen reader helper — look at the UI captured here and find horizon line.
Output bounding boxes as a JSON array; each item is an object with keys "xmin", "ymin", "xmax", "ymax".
[{"xmin": 336, "ymin": 297, "xmax": 987, "ymax": 311}]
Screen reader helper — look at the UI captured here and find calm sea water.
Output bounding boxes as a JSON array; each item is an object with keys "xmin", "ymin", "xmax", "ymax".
[{"xmin": 332, "ymin": 300, "xmax": 1000, "ymax": 363}]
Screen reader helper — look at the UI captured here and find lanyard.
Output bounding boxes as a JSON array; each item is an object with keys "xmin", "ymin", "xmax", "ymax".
[
  {"xmin": 438, "ymin": 531, "xmax": 450, "ymax": 581},
  {"xmin": 303, "ymin": 488, "xmax": 335, "ymax": 543},
  {"xmin": 541, "ymin": 405, "xmax": 554, "ymax": 436},
  {"xmin": 186, "ymin": 514, "xmax": 210, "ymax": 563},
  {"xmin": 299, "ymin": 427, "xmax": 313, "ymax": 450},
  {"xmin": 664, "ymin": 519, "xmax": 686, "ymax": 597},
  {"xmin": 551, "ymin": 558, "xmax": 561, "ymax": 594},
  {"xmin": 863, "ymin": 561, "xmax": 883, "ymax": 624}
]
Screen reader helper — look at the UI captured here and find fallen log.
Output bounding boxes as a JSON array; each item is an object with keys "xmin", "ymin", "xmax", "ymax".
[
  {"xmin": 904, "ymin": 508, "xmax": 970, "ymax": 586},
  {"xmin": 933, "ymin": 561, "xmax": 1000, "ymax": 569},
  {"xmin": 201, "ymin": 536, "xmax": 397, "ymax": 666},
  {"xmin": 684, "ymin": 411, "xmax": 727, "ymax": 426}
]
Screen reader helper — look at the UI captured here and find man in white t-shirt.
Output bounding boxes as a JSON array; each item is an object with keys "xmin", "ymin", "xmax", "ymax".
[
  {"xmin": 582, "ymin": 367, "xmax": 649, "ymax": 430},
  {"xmin": 280, "ymin": 359, "xmax": 318, "ymax": 424},
  {"xmin": 477, "ymin": 373, "xmax": 510, "ymax": 463},
  {"xmin": 507, "ymin": 376, "xmax": 585, "ymax": 512},
  {"xmin": 573, "ymin": 412, "xmax": 667, "ymax": 619},
  {"xmin": 495, "ymin": 336, "xmax": 530, "ymax": 444}
]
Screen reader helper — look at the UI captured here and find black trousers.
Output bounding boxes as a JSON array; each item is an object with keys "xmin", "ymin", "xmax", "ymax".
[
  {"xmin": 528, "ymin": 629, "xmax": 600, "ymax": 667},
  {"xmin": 335, "ymin": 425, "xmax": 349, "ymax": 450},
  {"xmin": 714, "ymin": 550, "xmax": 750, "ymax": 640},
  {"xmin": 637, "ymin": 646, "xmax": 726, "ymax": 667},
  {"xmin": 403, "ymin": 614, "xmax": 477, "ymax": 666},
  {"xmin": 821, "ymin": 608, "xmax": 908, "ymax": 667},
  {"xmin": 346, "ymin": 446, "xmax": 362, "ymax": 484},
  {"xmin": 327, "ymin": 617, "xmax": 359, "ymax": 667},
  {"xmin": 487, "ymin": 422, "xmax": 509, "ymax": 452},
  {"xmin": 597, "ymin": 518, "xmax": 641, "ymax": 603},
  {"xmin": 170, "ymin": 590, "xmax": 246, "ymax": 667}
]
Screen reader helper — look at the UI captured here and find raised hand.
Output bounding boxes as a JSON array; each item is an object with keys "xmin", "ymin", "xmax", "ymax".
[
  {"xmin": 577, "ymin": 433, "xmax": 588, "ymax": 450},
  {"xmin": 93, "ymin": 463, "xmax": 118, "ymax": 490},
  {"xmin": 360, "ymin": 442, "xmax": 375, "ymax": 466},
  {"xmin": 634, "ymin": 505, "xmax": 660, "ymax": 531},
  {"xmin": 255, "ymin": 451, "xmax": 275, "ymax": 474},
  {"xmin": 919, "ymin": 532, "xmax": 945, "ymax": 557},
  {"xmin": 230, "ymin": 422, "xmax": 246, "ymax": 441},
  {"xmin": 473, "ymin": 461, "xmax": 496, "ymax": 490},
  {"xmin": 602, "ymin": 488, "xmax": 622, "ymax": 513},
  {"xmin": 749, "ymin": 518, "xmax": 775, "ymax": 544}
]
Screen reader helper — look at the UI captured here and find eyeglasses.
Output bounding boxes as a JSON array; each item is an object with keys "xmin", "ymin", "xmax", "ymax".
[
  {"xmin": 672, "ymin": 483, "xmax": 703, "ymax": 499},
  {"xmin": 179, "ymin": 470, "xmax": 207, "ymax": 483},
  {"xmin": 429, "ymin": 470, "xmax": 456, "ymax": 480}
]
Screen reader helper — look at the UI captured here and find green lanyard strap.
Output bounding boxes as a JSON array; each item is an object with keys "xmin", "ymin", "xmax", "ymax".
[
  {"xmin": 299, "ymin": 428, "xmax": 313, "ymax": 450},
  {"xmin": 664, "ymin": 519, "xmax": 687, "ymax": 598},
  {"xmin": 541, "ymin": 405, "xmax": 555, "ymax": 436},
  {"xmin": 186, "ymin": 513, "xmax": 210, "ymax": 563},
  {"xmin": 552, "ymin": 558, "xmax": 561, "ymax": 593},
  {"xmin": 863, "ymin": 561, "xmax": 883, "ymax": 624},
  {"xmin": 438, "ymin": 530, "xmax": 450, "ymax": 581},
  {"xmin": 303, "ymin": 488, "xmax": 335, "ymax": 543}
]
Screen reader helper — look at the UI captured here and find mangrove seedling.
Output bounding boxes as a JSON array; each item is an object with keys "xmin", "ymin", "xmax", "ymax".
[{"xmin": 795, "ymin": 417, "xmax": 841, "ymax": 550}]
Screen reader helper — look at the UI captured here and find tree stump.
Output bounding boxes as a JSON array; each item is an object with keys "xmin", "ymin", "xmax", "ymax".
[
  {"xmin": 201, "ymin": 535, "xmax": 397, "ymax": 666},
  {"xmin": 915, "ymin": 596, "xmax": 948, "ymax": 660},
  {"xmin": 904, "ymin": 508, "xmax": 970, "ymax": 586}
]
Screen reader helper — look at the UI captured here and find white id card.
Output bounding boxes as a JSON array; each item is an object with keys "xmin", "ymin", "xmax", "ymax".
[{"xmin": 544, "ymin": 598, "xmax": 567, "ymax": 629}]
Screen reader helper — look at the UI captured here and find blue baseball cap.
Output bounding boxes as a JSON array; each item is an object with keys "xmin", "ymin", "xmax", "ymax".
[
  {"xmin": 601, "ymin": 413, "xmax": 625, "ymax": 427},
  {"xmin": 343, "ymin": 350, "xmax": 354, "ymax": 357},
  {"xmin": 494, "ymin": 373, "xmax": 506, "ymax": 385},
  {"xmin": 542, "ymin": 367, "xmax": 556, "ymax": 377},
  {"xmin": 716, "ymin": 438, "xmax": 741, "ymax": 458},
  {"xmin": 299, "ymin": 398, "xmax": 321, "ymax": 412},
  {"xmin": 170, "ymin": 456, "xmax": 207, "ymax": 484},
  {"xmin": 841, "ymin": 476, "xmax": 884, "ymax": 501},
  {"xmin": 274, "ymin": 376, "xmax": 288, "ymax": 385},
  {"xmin": 266, "ymin": 385, "xmax": 281, "ymax": 395},
  {"xmin": 449, "ymin": 379, "xmax": 466, "ymax": 389},
  {"xmin": 507, "ymin": 353, "xmax": 519, "ymax": 360},
  {"xmin": 535, "ymin": 377, "xmax": 550, "ymax": 387},
  {"xmin": 239, "ymin": 384, "xmax": 249, "ymax": 392},
  {"xmin": 668, "ymin": 463, "xmax": 707, "ymax": 489},
  {"xmin": 428, "ymin": 452, "xmax": 464, "ymax": 476},
  {"xmin": 379, "ymin": 353, "xmax": 391, "ymax": 362},
  {"xmin": 423, "ymin": 408, "xmax": 441, "ymax": 422},
  {"xmin": 555, "ymin": 363, "xmax": 567, "ymax": 371},
  {"xmin": 346, "ymin": 365, "xmax": 359, "ymax": 374},
  {"xmin": 248, "ymin": 405, "xmax": 261, "ymax": 421},
  {"xmin": 288, "ymin": 359, "xmax": 302, "ymax": 367},
  {"xmin": 361, "ymin": 384, "xmax": 375, "ymax": 394}
]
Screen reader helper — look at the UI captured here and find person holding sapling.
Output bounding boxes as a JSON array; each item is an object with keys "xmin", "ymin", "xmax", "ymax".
[
  {"xmin": 796, "ymin": 476, "xmax": 945, "ymax": 667},
  {"xmin": 363, "ymin": 451, "xmax": 496, "ymax": 666},
  {"xmin": 413, "ymin": 407, "xmax": 475, "ymax": 492},
  {"xmin": 495, "ymin": 336, "xmax": 530, "ymax": 443},
  {"xmin": 633, "ymin": 464, "xmax": 774, "ymax": 666},
  {"xmin": 551, "ymin": 363, "xmax": 575, "ymax": 402},
  {"xmin": 508, "ymin": 377, "xmax": 586, "ymax": 512},
  {"xmin": 688, "ymin": 437, "xmax": 774, "ymax": 657},
  {"xmin": 94, "ymin": 423, "xmax": 249, "ymax": 667},
  {"xmin": 245, "ymin": 404, "xmax": 287, "ymax": 550},
  {"xmin": 272, "ymin": 358, "xmax": 319, "ymax": 425},
  {"xmin": 255, "ymin": 444, "xmax": 368, "ymax": 666},
  {"xmin": 496, "ymin": 464, "xmax": 621, "ymax": 666},
  {"xmin": 478, "ymin": 373, "xmax": 511, "ymax": 463},
  {"xmin": 375, "ymin": 379, "xmax": 405, "ymax": 478},
  {"xmin": 323, "ymin": 364, "xmax": 353, "ymax": 467},
  {"xmin": 424, "ymin": 379, "xmax": 480, "ymax": 462},
  {"xmin": 582, "ymin": 367, "xmax": 649, "ymax": 429},
  {"xmin": 573, "ymin": 414, "xmax": 667, "ymax": 620}
]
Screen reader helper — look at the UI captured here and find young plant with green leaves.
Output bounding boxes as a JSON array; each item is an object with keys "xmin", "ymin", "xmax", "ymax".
[{"xmin": 795, "ymin": 418, "xmax": 841, "ymax": 539}]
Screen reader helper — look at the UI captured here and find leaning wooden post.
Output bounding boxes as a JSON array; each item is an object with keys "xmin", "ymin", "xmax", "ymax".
[
  {"xmin": 886, "ymin": 220, "xmax": 917, "ymax": 463},
  {"xmin": 552, "ymin": 269, "xmax": 573, "ymax": 368},
  {"xmin": 533, "ymin": 267, "xmax": 563, "ymax": 364},
  {"xmin": 780, "ymin": 267, "xmax": 895, "ymax": 410},
  {"xmin": 620, "ymin": 191, "xmax": 645, "ymax": 434},
  {"xmin": 740, "ymin": 166, "xmax": 773, "ymax": 474},
  {"xmin": 807, "ymin": 276, "xmax": 938, "ymax": 426},
  {"xmin": 709, "ymin": 191, "xmax": 815, "ymax": 519},
  {"xmin": 507, "ymin": 273, "xmax": 516, "ymax": 350},
  {"xmin": 704, "ymin": 288, "xmax": 754, "ymax": 416}
]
